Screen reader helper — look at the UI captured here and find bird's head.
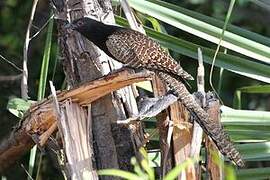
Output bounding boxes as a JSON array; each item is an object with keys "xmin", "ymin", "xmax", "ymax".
[
  {"xmin": 66, "ymin": 18, "xmax": 89, "ymax": 32},
  {"xmin": 71, "ymin": 18, "xmax": 88, "ymax": 28},
  {"xmin": 65, "ymin": 17, "xmax": 115, "ymax": 42},
  {"xmin": 65, "ymin": 17, "xmax": 121, "ymax": 56},
  {"xmin": 66, "ymin": 18, "xmax": 103, "ymax": 35}
]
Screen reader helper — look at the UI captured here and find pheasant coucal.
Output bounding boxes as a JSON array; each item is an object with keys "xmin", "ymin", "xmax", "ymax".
[{"xmin": 68, "ymin": 17, "xmax": 244, "ymax": 167}]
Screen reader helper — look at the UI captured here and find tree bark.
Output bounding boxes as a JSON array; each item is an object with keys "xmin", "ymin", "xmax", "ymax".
[
  {"xmin": 0, "ymin": 69, "xmax": 151, "ymax": 172},
  {"xmin": 205, "ymin": 95, "xmax": 223, "ymax": 180},
  {"xmin": 55, "ymin": 0, "xmax": 142, "ymax": 177}
]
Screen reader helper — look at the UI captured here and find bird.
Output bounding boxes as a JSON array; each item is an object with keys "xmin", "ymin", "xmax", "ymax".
[{"xmin": 68, "ymin": 17, "xmax": 244, "ymax": 167}]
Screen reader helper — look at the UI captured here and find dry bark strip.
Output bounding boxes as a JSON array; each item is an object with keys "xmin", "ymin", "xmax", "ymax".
[
  {"xmin": 152, "ymin": 75, "xmax": 174, "ymax": 177},
  {"xmin": 205, "ymin": 98, "xmax": 224, "ymax": 180},
  {"xmin": 0, "ymin": 69, "xmax": 152, "ymax": 172},
  {"xmin": 56, "ymin": 0, "xmax": 144, "ymax": 176}
]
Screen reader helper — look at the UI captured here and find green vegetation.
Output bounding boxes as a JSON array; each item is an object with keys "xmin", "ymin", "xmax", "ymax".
[{"xmin": 0, "ymin": 0, "xmax": 269, "ymax": 179}]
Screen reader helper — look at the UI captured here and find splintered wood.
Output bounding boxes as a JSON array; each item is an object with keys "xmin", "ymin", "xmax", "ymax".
[
  {"xmin": 206, "ymin": 99, "xmax": 224, "ymax": 180},
  {"xmin": 171, "ymin": 102, "xmax": 194, "ymax": 180},
  {"xmin": 0, "ymin": 69, "xmax": 153, "ymax": 171},
  {"xmin": 57, "ymin": 100, "xmax": 98, "ymax": 179}
]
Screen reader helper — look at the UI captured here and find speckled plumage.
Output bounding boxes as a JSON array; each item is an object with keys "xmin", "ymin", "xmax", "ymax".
[
  {"xmin": 106, "ymin": 29, "xmax": 193, "ymax": 80},
  {"xmin": 70, "ymin": 17, "xmax": 244, "ymax": 167},
  {"xmin": 158, "ymin": 72, "xmax": 244, "ymax": 167}
]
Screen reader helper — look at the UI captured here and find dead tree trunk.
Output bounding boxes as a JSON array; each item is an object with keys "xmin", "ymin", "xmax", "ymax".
[{"xmin": 54, "ymin": 0, "xmax": 143, "ymax": 178}]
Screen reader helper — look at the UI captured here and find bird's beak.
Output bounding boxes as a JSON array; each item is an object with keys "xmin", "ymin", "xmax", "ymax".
[{"xmin": 64, "ymin": 23, "xmax": 76, "ymax": 30}]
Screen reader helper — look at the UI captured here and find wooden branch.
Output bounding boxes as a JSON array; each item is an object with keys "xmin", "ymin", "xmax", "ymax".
[
  {"xmin": 190, "ymin": 48, "xmax": 205, "ymax": 179},
  {"xmin": 152, "ymin": 75, "xmax": 174, "ymax": 177},
  {"xmin": 205, "ymin": 95, "xmax": 224, "ymax": 180},
  {"xmin": 171, "ymin": 102, "xmax": 193, "ymax": 180},
  {"xmin": 171, "ymin": 48, "xmax": 207, "ymax": 180},
  {"xmin": 0, "ymin": 74, "xmax": 22, "ymax": 81},
  {"xmin": 50, "ymin": 81, "xmax": 98, "ymax": 179},
  {"xmin": 21, "ymin": 0, "xmax": 39, "ymax": 99},
  {"xmin": 56, "ymin": 0, "xmax": 143, "ymax": 174},
  {"xmin": 0, "ymin": 69, "xmax": 152, "ymax": 172}
]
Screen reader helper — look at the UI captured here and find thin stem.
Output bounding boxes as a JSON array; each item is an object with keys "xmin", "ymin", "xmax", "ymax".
[
  {"xmin": 217, "ymin": 49, "xmax": 227, "ymax": 94},
  {"xmin": 209, "ymin": 0, "xmax": 235, "ymax": 103},
  {"xmin": 30, "ymin": 14, "xmax": 54, "ymax": 41},
  {"xmin": 23, "ymin": 1, "xmax": 39, "ymax": 179},
  {"xmin": 120, "ymin": 0, "xmax": 145, "ymax": 33},
  {"xmin": 21, "ymin": 0, "xmax": 39, "ymax": 100},
  {"xmin": 0, "ymin": 54, "xmax": 23, "ymax": 72},
  {"xmin": 0, "ymin": 74, "xmax": 22, "ymax": 81},
  {"xmin": 190, "ymin": 48, "xmax": 204, "ymax": 159}
]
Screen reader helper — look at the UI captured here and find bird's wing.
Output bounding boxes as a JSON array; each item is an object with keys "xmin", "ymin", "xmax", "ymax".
[
  {"xmin": 106, "ymin": 29, "xmax": 193, "ymax": 80},
  {"xmin": 106, "ymin": 31, "xmax": 142, "ymax": 68}
]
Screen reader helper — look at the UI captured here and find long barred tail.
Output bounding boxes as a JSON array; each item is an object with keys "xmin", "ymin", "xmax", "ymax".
[{"xmin": 157, "ymin": 72, "xmax": 244, "ymax": 167}]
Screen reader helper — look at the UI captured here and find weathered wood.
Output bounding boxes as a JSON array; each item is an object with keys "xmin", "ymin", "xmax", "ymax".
[
  {"xmin": 205, "ymin": 98, "xmax": 224, "ymax": 180},
  {"xmin": 0, "ymin": 70, "xmax": 152, "ymax": 172},
  {"xmin": 152, "ymin": 75, "xmax": 173, "ymax": 177},
  {"xmin": 171, "ymin": 103, "xmax": 194, "ymax": 180},
  {"xmin": 0, "ymin": 129, "xmax": 33, "ymax": 172},
  {"xmin": 51, "ymin": 87, "xmax": 98, "ymax": 180},
  {"xmin": 190, "ymin": 48, "xmax": 205, "ymax": 180},
  {"xmin": 56, "ymin": 0, "xmax": 143, "ymax": 176}
]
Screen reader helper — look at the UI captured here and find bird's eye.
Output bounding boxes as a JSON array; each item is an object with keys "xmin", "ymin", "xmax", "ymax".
[{"xmin": 77, "ymin": 21, "xmax": 84, "ymax": 26}]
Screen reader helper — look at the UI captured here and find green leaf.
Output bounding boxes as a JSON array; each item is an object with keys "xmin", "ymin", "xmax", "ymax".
[
  {"xmin": 116, "ymin": 16, "xmax": 270, "ymax": 83},
  {"xmin": 148, "ymin": 150, "xmax": 160, "ymax": 167},
  {"xmin": 163, "ymin": 159, "xmax": 197, "ymax": 180},
  {"xmin": 238, "ymin": 85, "xmax": 270, "ymax": 93},
  {"xmin": 237, "ymin": 167, "xmax": 270, "ymax": 180},
  {"xmin": 209, "ymin": 0, "xmax": 235, "ymax": 92},
  {"xmin": 7, "ymin": 98, "xmax": 34, "ymax": 118},
  {"xmin": 38, "ymin": 18, "xmax": 53, "ymax": 100},
  {"xmin": 200, "ymin": 142, "xmax": 270, "ymax": 162},
  {"xmin": 233, "ymin": 90, "xmax": 241, "ymax": 109},
  {"xmin": 141, "ymin": 159, "xmax": 155, "ymax": 180},
  {"xmin": 131, "ymin": 157, "xmax": 147, "ymax": 178},
  {"xmin": 137, "ymin": 148, "xmax": 155, "ymax": 180},
  {"xmin": 221, "ymin": 106, "xmax": 270, "ymax": 141},
  {"xmin": 233, "ymin": 85, "xmax": 270, "ymax": 109},
  {"xmin": 98, "ymin": 169, "xmax": 143, "ymax": 180},
  {"xmin": 227, "ymin": 130, "xmax": 270, "ymax": 141},
  {"xmin": 131, "ymin": 0, "xmax": 270, "ymax": 47},
  {"xmin": 124, "ymin": 0, "xmax": 270, "ymax": 64},
  {"xmin": 217, "ymin": 67, "xmax": 224, "ymax": 94},
  {"xmin": 237, "ymin": 142, "xmax": 270, "ymax": 161},
  {"xmin": 225, "ymin": 165, "xmax": 237, "ymax": 180},
  {"xmin": 221, "ymin": 106, "xmax": 270, "ymax": 126},
  {"xmin": 28, "ymin": 17, "xmax": 54, "ymax": 180}
]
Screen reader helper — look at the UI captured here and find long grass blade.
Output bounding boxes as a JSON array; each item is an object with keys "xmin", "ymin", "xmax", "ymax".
[
  {"xmin": 116, "ymin": 16, "xmax": 270, "ymax": 83},
  {"xmin": 122, "ymin": 0, "xmax": 270, "ymax": 64},
  {"xmin": 28, "ymin": 17, "xmax": 53, "ymax": 180},
  {"xmin": 209, "ymin": 0, "xmax": 235, "ymax": 101}
]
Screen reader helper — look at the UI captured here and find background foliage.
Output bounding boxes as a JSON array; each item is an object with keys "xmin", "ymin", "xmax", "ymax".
[{"xmin": 0, "ymin": 0, "xmax": 269, "ymax": 179}]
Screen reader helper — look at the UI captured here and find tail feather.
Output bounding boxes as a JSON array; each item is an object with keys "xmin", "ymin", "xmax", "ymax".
[{"xmin": 158, "ymin": 72, "xmax": 244, "ymax": 167}]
